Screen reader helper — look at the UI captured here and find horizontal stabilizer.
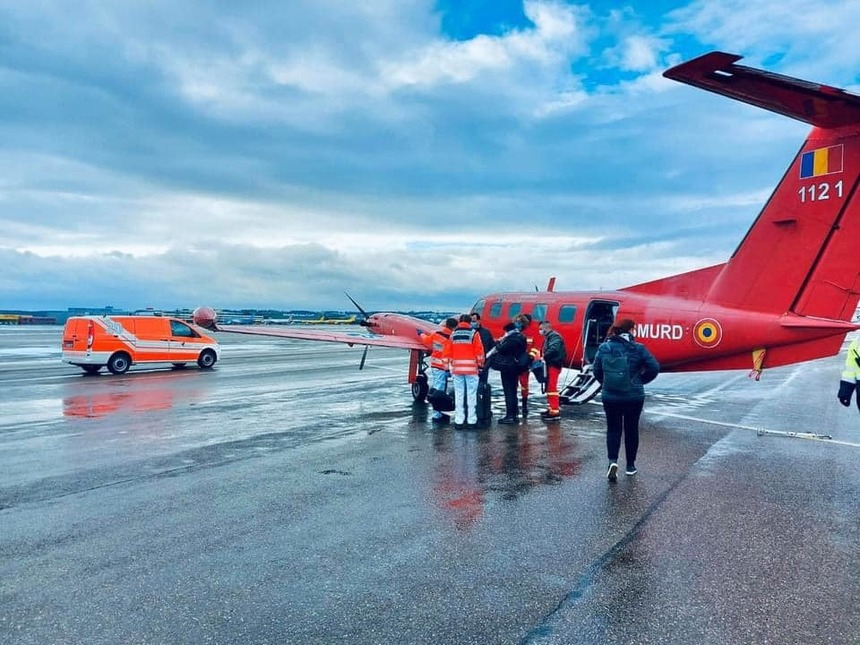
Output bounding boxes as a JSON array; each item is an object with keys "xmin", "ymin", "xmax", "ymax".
[
  {"xmin": 664, "ymin": 52, "xmax": 860, "ymax": 128},
  {"xmin": 778, "ymin": 315, "xmax": 860, "ymax": 332}
]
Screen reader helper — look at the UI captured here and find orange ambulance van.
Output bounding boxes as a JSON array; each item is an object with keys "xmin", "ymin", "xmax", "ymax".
[{"xmin": 62, "ymin": 315, "xmax": 221, "ymax": 375}]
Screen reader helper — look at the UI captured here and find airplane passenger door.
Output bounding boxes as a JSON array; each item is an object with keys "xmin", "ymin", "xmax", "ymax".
[{"xmin": 582, "ymin": 300, "xmax": 619, "ymax": 365}]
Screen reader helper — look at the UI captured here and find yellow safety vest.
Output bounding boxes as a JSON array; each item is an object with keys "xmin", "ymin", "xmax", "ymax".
[{"xmin": 842, "ymin": 338, "xmax": 860, "ymax": 382}]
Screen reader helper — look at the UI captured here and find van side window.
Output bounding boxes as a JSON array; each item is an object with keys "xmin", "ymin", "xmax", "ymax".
[
  {"xmin": 488, "ymin": 302, "xmax": 503, "ymax": 319},
  {"xmin": 508, "ymin": 303, "xmax": 522, "ymax": 319},
  {"xmin": 558, "ymin": 305, "xmax": 577, "ymax": 323},
  {"xmin": 170, "ymin": 320, "xmax": 198, "ymax": 338},
  {"xmin": 532, "ymin": 304, "xmax": 547, "ymax": 323}
]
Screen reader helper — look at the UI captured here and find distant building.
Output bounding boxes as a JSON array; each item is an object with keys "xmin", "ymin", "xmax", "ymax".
[{"xmin": 67, "ymin": 306, "xmax": 122, "ymax": 316}]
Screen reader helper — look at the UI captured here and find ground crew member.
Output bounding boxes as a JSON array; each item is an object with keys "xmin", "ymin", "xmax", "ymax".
[
  {"xmin": 419, "ymin": 317, "xmax": 458, "ymax": 423},
  {"xmin": 443, "ymin": 314, "xmax": 485, "ymax": 429},
  {"xmin": 837, "ymin": 336, "xmax": 860, "ymax": 412},
  {"xmin": 515, "ymin": 313, "xmax": 542, "ymax": 417},
  {"xmin": 470, "ymin": 312, "xmax": 495, "ymax": 386},
  {"xmin": 538, "ymin": 320, "xmax": 566, "ymax": 421}
]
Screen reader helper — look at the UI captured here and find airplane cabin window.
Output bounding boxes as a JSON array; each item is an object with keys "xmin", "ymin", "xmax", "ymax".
[
  {"xmin": 509, "ymin": 303, "xmax": 522, "ymax": 318},
  {"xmin": 489, "ymin": 302, "xmax": 503, "ymax": 318},
  {"xmin": 532, "ymin": 304, "xmax": 547, "ymax": 323},
  {"xmin": 558, "ymin": 305, "xmax": 577, "ymax": 323}
]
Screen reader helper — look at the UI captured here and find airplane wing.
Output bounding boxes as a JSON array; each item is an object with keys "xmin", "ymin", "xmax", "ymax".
[{"xmin": 212, "ymin": 325, "xmax": 427, "ymax": 351}]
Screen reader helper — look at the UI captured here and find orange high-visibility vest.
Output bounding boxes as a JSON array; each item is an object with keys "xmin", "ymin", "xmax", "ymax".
[
  {"xmin": 444, "ymin": 324, "xmax": 484, "ymax": 375},
  {"xmin": 421, "ymin": 328, "xmax": 452, "ymax": 370}
]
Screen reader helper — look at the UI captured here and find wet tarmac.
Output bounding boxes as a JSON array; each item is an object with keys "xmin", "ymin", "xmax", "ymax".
[{"xmin": 1, "ymin": 326, "xmax": 858, "ymax": 644}]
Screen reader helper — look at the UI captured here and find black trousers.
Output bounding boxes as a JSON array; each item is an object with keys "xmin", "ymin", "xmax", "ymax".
[
  {"xmin": 602, "ymin": 398, "xmax": 645, "ymax": 464},
  {"xmin": 500, "ymin": 370, "xmax": 520, "ymax": 418}
]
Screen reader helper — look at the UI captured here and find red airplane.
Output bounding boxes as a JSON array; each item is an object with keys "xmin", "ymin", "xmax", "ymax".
[{"xmin": 193, "ymin": 51, "xmax": 860, "ymax": 405}]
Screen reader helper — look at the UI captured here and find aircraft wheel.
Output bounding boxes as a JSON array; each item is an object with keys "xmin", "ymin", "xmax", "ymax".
[
  {"xmin": 107, "ymin": 352, "xmax": 131, "ymax": 375},
  {"xmin": 411, "ymin": 374, "xmax": 429, "ymax": 402},
  {"xmin": 197, "ymin": 349, "xmax": 217, "ymax": 369},
  {"xmin": 81, "ymin": 365, "xmax": 101, "ymax": 375}
]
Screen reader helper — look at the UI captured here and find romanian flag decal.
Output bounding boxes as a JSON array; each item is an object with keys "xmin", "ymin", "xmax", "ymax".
[{"xmin": 799, "ymin": 144, "xmax": 843, "ymax": 179}]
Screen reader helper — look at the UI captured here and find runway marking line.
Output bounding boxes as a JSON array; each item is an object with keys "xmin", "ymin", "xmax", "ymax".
[{"xmin": 649, "ymin": 409, "xmax": 860, "ymax": 448}]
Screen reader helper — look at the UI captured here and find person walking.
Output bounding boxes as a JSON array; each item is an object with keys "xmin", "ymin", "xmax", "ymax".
[
  {"xmin": 593, "ymin": 319, "xmax": 659, "ymax": 480},
  {"xmin": 443, "ymin": 314, "xmax": 486, "ymax": 429},
  {"xmin": 419, "ymin": 317, "xmax": 458, "ymax": 423},
  {"xmin": 538, "ymin": 320, "xmax": 566, "ymax": 421},
  {"xmin": 837, "ymin": 335, "xmax": 860, "ymax": 412},
  {"xmin": 490, "ymin": 322, "xmax": 528, "ymax": 424}
]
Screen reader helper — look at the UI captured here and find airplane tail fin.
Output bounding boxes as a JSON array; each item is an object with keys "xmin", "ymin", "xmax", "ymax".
[{"xmin": 629, "ymin": 53, "xmax": 860, "ymax": 320}]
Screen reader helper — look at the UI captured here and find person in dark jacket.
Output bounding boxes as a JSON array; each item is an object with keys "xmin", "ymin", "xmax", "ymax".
[
  {"xmin": 538, "ymin": 320, "xmax": 566, "ymax": 421},
  {"xmin": 470, "ymin": 312, "xmax": 496, "ymax": 386},
  {"xmin": 515, "ymin": 313, "xmax": 541, "ymax": 417},
  {"xmin": 489, "ymin": 322, "xmax": 527, "ymax": 424},
  {"xmin": 593, "ymin": 318, "xmax": 659, "ymax": 480}
]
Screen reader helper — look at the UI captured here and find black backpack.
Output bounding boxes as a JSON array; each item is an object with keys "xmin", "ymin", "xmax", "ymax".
[{"xmin": 602, "ymin": 347, "xmax": 633, "ymax": 393}]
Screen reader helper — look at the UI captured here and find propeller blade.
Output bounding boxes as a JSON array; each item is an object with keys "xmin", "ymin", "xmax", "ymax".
[
  {"xmin": 345, "ymin": 291, "xmax": 374, "ymax": 327},
  {"xmin": 359, "ymin": 345, "xmax": 369, "ymax": 370}
]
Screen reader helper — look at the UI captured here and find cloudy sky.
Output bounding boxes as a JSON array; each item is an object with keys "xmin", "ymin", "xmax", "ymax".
[{"xmin": 2, "ymin": 0, "xmax": 859, "ymax": 312}]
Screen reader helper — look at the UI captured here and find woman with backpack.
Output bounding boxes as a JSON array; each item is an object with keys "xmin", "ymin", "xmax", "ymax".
[
  {"xmin": 488, "ymin": 322, "xmax": 528, "ymax": 424},
  {"xmin": 593, "ymin": 318, "xmax": 660, "ymax": 480}
]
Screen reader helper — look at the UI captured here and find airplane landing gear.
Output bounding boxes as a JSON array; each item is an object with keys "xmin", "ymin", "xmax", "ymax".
[
  {"xmin": 412, "ymin": 373, "xmax": 429, "ymax": 402},
  {"xmin": 559, "ymin": 364, "xmax": 602, "ymax": 405}
]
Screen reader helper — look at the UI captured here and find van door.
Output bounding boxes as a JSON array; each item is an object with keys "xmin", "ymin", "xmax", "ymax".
[
  {"xmin": 62, "ymin": 318, "xmax": 87, "ymax": 352},
  {"xmin": 168, "ymin": 318, "xmax": 204, "ymax": 362}
]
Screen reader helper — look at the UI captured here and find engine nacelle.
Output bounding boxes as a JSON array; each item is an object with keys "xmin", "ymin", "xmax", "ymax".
[{"xmin": 192, "ymin": 306, "xmax": 218, "ymax": 330}]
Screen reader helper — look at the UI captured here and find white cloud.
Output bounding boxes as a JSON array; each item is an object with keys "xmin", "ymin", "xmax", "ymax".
[
  {"xmin": 617, "ymin": 35, "xmax": 662, "ymax": 72},
  {"xmin": 380, "ymin": 0, "xmax": 583, "ymax": 89},
  {"xmin": 665, "ymin": 0, "xmax": 860, "ymax": 77}
]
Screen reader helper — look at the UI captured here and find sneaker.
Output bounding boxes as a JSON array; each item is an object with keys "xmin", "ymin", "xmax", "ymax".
[
  {"xmin": 607, "ymin": 462, "xmax": 618, "ymax": 481},
  {"xmin": 625, "ymin": 465, "xmax": 638, "ymax": 476},
  {"xmin": 498, "ymin": 416, "xmax": 519, "ymax": 425}
]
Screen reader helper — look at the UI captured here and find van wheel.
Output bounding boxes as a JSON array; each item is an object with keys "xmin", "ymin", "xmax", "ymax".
[
  {"xmin": 81, "ymin": 365, "xmax": 101, "ymax": 375},
  {"xmin": 197, "ymin": 349, "xmax": 217, "ymax": 369},
  {"xmin": 107, "ymin": 352, "xmax": 131, "ymax": 375}
]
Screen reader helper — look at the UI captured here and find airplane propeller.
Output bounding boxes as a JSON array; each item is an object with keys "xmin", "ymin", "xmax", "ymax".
[
  {"xmin": 344, "ymin": 291, "xmax": 375, "ymax": 328},
  {"xmin": 345, "ymin": 291, "xmax": 374, "ymax": 370}
]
